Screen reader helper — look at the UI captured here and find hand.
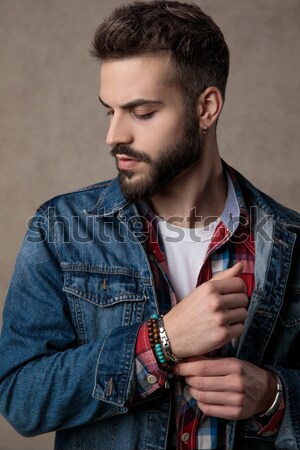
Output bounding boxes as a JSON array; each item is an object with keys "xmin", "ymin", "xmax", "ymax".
[
  {"xmin": 164, "ymin": 262, "xmax": 248, "ymax": 358},
  {"xmin": 175, "ymin": 357, "xmax": 277, "ymax": 420}
]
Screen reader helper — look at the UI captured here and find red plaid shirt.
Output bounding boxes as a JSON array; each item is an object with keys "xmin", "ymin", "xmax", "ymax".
[{"xmin": 134, "ymin": 167, "xmax": 284, "ymax": 449}]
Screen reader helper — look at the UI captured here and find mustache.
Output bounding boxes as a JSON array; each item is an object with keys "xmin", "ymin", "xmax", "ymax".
[{"xmin": 110, "ymin": 145, "xmax": 151, "ymax": 163}]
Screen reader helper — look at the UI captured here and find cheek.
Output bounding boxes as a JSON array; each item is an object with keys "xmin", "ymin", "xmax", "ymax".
[
  {"xmin": 147, "ymin": 115, "xmax": 186, "ymax": 148},
  {"xmin": 162, "ymin": 113, "xmax": 185, "ymax": 135}
]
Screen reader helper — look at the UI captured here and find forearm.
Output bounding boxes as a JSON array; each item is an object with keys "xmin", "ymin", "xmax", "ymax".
[
  {"xmin": 0, "ymin": 323, "xmax": 141, "ymax": 436},
  {"xmin": 0, "ymin": 209, "xmax": 146, "ymax": 435}
]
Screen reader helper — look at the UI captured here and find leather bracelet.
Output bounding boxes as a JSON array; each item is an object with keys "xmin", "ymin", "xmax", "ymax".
[
  {"xmin": 157, "ymin": 315, "xmax": 181, "ymax": 364},
  {"xmin": 258, "ymin": 374, "xmax": 283, "ymax": 417}
]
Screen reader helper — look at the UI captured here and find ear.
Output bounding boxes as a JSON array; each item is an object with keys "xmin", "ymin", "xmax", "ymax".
[{"xmin": 196, "ymin": 87, "xmax": 223, "ymax": 132}]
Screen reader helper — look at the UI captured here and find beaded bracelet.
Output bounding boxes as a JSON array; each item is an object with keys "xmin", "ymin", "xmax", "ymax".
[{"xmin": 147, "ymin": 315, "xmax": 172, "ymax": 372}]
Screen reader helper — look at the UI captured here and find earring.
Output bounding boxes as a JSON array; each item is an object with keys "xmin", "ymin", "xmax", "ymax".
[{"xmin": 201, "ymin": 125, "xmax": 207, "ymax": 135}]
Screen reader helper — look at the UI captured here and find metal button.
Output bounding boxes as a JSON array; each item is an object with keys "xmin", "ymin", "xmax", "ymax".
[
  {"xmin": 146, "ymin": 374, "xmax": 158, "ymax": 385},
  {"xmin": 181, "ymin": 432, "xmax": 190, "ymax": 442}
]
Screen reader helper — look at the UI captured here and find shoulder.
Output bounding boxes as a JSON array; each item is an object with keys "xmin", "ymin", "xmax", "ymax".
[
  {"xmin": 36, "ymin": 178, "xmax": 117, "ymax": 219},
  {"xmin": 232, "ymin": 167, "xmax": 300, "ymax": 226}
]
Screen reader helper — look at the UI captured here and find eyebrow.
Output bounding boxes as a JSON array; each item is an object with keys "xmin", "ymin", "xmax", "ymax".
[{"xmin": 98, "ymin": 96, "xmax": 164, "ymax": 109}]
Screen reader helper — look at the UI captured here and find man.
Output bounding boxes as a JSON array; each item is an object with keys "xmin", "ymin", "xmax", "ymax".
[{"xmin": 0, "ymin": 1, "xmax": 299, "ymax": 449}]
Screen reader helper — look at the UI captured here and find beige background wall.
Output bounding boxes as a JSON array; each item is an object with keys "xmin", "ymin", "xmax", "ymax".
[{"xmin": 0, "ymin": 1, "xmax": 299, "ymax": 449}]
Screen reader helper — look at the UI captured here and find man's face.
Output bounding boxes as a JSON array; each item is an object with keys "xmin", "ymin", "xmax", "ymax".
[{"xmin": 99, "ymin": 55, "xmax": 201, "ymax": 202}]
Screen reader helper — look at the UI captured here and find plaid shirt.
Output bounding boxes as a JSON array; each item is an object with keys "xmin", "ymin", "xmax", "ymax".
[{"xmin": 134, "ymin": 167, "xmax": 284, "ymax": 449}]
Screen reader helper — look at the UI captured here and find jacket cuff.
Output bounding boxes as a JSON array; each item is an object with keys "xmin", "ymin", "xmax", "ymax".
[
  {"xmin": 254, "ymin": 394, "xmax": 285, "ymax": 436},
  {"xmin": 92, "ymin": 322, "xmax": 141, "ymax": 406}
]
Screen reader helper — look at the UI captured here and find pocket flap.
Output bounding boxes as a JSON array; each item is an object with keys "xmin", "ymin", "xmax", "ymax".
[{"xmin": 63, "ymin": 266, "xmax": 144, "ymax": 307}]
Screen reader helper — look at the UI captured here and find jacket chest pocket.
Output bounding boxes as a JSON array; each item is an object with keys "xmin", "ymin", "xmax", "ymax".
[
  {"xmin": 63, "ymin": 268, "xmax": 146, "ymax": 343},
  {"xmin": 268, "ymin": 287, "xmax": 300, "ymax": 365},
  {"xmin": 280, "ymin": 286, "xmax": 300, "ymax": 328}
]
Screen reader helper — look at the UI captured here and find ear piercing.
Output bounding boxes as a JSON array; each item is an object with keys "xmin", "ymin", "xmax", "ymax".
[{"xmin": 201, "ymin": 124, "xmax": 207, "ymax": 135}]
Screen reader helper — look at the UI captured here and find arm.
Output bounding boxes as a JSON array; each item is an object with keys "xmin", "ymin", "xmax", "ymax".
[
  {"xmin": 172, "ymin": 284, "xmax": 300, "ymax": 447},
  {"xmin": 163, "ymin": 261, "xmax": 294, "ymax": 440},
  {"xmin": 0, "ymin": 209, "xmax": 143, "ymax": 436},
  {"xmin": 265, "ymin": 334, "xmax": 300, "ymax": 447}
]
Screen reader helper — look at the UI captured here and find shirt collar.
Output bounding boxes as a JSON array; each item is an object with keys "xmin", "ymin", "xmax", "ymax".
[{"xmin": 224, "ymin": 164, "xmax": 251, "ymax": 237}]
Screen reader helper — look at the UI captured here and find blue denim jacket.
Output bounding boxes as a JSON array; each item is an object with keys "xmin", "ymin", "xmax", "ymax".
[{"xmin": 0, "ymin": 167, "xmax": 300, "ymax": 450}]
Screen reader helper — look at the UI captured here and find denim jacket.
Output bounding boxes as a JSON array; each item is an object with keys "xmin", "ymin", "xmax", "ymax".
[{"xmin": 0, "ymin": 167, "xmax": 300, "ymax": 450}]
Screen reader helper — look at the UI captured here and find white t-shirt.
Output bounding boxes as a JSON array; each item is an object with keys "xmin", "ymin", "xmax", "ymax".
[
  {"xmin": 157, "ymin": 217, "xmax": 220, "ymax": 300},
  {"xmin": 156, "ymin": 173, "xmax": 239, "ymax": 301}
]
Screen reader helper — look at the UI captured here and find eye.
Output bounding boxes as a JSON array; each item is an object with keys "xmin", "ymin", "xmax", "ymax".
[
  {"xmin": 131, "ymin": 110, "xmax": 155, "ymax": 120},
  {"xmin": 106, "ymin": 109, "xmax": 114, "ymax": 117}
]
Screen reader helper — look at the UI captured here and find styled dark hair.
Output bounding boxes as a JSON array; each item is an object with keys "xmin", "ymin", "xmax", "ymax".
[{"xmin": 90, "ymin": 0, "xmax": 230, "ymax": 106}]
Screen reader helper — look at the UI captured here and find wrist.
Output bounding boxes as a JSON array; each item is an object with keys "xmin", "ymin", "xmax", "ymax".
[
  {"xmin": 258, "ymin": 372, "xmax": 283, "ymax": 417},
  {"xmin": 147, "ymin": 314, "xmax": 181, "ymax": 371},
  {"xmin": 163, "ymin": 313, "xmax": 184, "ymax": 358}
]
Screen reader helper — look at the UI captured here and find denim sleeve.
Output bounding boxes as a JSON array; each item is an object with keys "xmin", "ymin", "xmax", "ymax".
[
  {"xmin": 0, "ymin": 209, "xmax": 140, "ymax": 437},
  {"xmin": 267, "ymin": 362, "xmax": 300, "ymax": 448},
  {"xmin": 241, "ymin": 337, "xmax": 300, "ymax": 448}
]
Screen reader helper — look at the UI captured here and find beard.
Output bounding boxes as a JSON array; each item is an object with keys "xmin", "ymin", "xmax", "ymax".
[{"xmin": 110, "ymin": 113, "xmax": 202, "ymax": 203}]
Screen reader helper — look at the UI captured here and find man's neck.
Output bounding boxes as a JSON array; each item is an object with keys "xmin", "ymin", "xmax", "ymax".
[{"xmin": 150, "ymin": 145, "xmax": 227, "ymax": 228}]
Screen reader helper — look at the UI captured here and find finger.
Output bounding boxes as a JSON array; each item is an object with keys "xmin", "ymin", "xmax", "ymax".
[
  {"xmin": 212, "ymin": 262, "xmax": 244, "ymax": 281},
  {"xmin": 228, "ymin": 322, "xmax": 245, "ymax": 340},
  {"xmin": 175, "ymin": 358, "xmax": 234, "ymax": 377},
  {"xmin": 185, "ymin": 355, "xmax": 210, "ymax": 363},
  {"xmin": 189, "ymin": 388, "xmax": 243, "ymax": 407},
  {"xmin": 225, "ymin": 305, "xmax": 248, "ymax": 324},
  {"xmin": 220, "ymin": 293, "xmax": 248, "ymax": 309},
  {"xmin": 212, "ymin": 277, "xmax": 247, "ymax": 295},
  {"xmin": 185, "ymin": 375, "xmax": 234, "ymax": 392},
  {"xmin": 196, "ymin": 402, "xmax": 243, "ymax": 420}
]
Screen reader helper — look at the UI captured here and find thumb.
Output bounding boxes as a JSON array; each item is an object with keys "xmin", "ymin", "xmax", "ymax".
[{"xmin": 212, "ymin": 261, "xmax": 244, "ymax": 281}]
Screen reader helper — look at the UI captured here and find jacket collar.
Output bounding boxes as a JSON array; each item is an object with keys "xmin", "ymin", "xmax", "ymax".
[
  {"xmin": 86, "ymin": 177, "xmax": 130, "ymax": 217},
  {"xmin": 86, "ymin": 165, "xmax": 300, "ymax": 229}
]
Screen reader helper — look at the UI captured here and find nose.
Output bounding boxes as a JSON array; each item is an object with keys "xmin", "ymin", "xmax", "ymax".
[{"xmin": 106, "ymin": 114, "xmax": 133, "ymax": 147}]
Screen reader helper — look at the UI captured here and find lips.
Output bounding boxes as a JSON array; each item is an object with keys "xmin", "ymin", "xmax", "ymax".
[{"xmin": 116, "ymin": 155, "xmax": 140, "ymax": 170}]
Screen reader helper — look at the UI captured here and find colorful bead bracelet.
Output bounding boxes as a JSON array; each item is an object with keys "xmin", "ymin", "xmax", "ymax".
[{"xmin": 147, "ymin": 314, "xmax": 180, "ymax": 372}]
